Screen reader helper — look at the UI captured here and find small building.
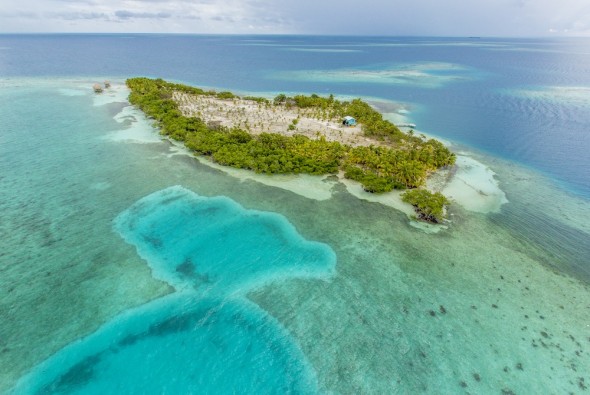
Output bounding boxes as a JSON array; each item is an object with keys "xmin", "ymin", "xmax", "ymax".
[{"xmin": 342, "ymin": 116, "xmax": 357, "ymax": 126}]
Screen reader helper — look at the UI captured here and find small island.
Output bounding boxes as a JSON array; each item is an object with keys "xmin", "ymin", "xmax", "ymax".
[{"xmin": 126, "ymin": 77, "xmax": 456, "ymax": 223}]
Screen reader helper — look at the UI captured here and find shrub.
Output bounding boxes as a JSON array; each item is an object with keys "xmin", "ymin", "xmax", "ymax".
[{"xmin": 401, "ymin": 189, "xmax": 450, "ymax": 223}]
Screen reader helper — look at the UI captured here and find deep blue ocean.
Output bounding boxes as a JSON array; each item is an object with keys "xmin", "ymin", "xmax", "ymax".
[{"xmin": 1, "ymin": 35, "xmax": 589, "ymax": 394}]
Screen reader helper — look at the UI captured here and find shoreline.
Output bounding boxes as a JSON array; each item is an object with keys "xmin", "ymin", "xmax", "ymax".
[
  {"xmin": 3, "ymin": 77, "xmax": 511, "ymax": 223},
  {"xmin": 126, "ymin": 77, "xmax": 459, "ymax": 223},
  {"xmin": 169, "ymin": 84, "xmax": 508, "ymax": 221},
  {"xmin": 111, "ymin": 79, "xmax": 509, "ymax": 226},
  {"xmin": 167, "ymin": 138, "xmax": 508, "ymax": 222}
]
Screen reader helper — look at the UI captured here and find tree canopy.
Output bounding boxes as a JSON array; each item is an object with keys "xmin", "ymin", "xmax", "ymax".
[{"xmin": 402, "ymin": 189, "xmax": 450, "ymax": 223}]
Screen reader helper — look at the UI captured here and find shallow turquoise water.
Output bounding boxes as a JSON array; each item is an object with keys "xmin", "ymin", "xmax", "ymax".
[
  {"xmin": 10, "ymin": 186, "xmax": 334, "ymax": 394},
  {"xmin": 114, "ymin": 186, "xmax": 335, "ymax": 294},
  {"xmin": 12, "ymin": 295, "xmax": 319, "ymax": 394},
  {"xmin": 1, "ymin": 80, "xmax": 589, "ymax": 394}
]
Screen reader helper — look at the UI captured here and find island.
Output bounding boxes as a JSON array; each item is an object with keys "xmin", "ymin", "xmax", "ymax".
[{"xmin": 126, "ymin": 77, "xmax": 456, "ymax": 223}]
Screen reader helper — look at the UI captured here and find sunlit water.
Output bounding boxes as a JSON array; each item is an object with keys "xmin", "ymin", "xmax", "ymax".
[{"xmin": 1, "ymin": 35, "xmax": 589, "ymax": 394}]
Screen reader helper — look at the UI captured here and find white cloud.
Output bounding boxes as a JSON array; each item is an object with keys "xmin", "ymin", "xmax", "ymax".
[
  {"xmin": 0, "ymin": 0, "xmax": 588, "ymax": 36},
  {"xmin": 114, "ymin": 10, "xmax": 172, "ymax": 19}
]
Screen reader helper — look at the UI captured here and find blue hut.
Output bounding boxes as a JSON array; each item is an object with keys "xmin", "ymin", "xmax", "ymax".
[{"xmin": 342, "ymin": 116, "xmax": 357, "ymax": 126}]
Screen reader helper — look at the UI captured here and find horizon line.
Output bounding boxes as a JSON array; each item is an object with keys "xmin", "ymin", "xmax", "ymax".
[{"xmin": 1, "ymin": 32, "xmax": 589, "ymax": 39}]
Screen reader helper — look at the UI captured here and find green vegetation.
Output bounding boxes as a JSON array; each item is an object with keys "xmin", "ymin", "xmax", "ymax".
[
  {"xmin": 243, "ymin": 96, "xmax": 270, "ymax": 105},
  {"xmin": 273, "ymin": 94, "xmax": 287, "ymax": 105},
  {"xmin": 126, "ymin": 77, "xmax": 455, "ymax": 222},
  {"xmin": 186, "ymin": 131, "xmax": 344, "ymax": 174},
  {"xmin": 216, "ymin": 91, "xmax": 237, "ymax": 100},
  {"xmin": 402, "ymin": 189, "xmax": 450, "ymax": 223}
]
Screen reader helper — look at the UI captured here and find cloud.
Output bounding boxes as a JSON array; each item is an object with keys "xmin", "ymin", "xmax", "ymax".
[
  {"xmin": 114, "ymin": 10, "xmax": 172, "ymax": 19},
  {"xmin": 50, "ymin": 0, "xmax": 99, "ymax": 4},
  {"xmin": 272, "ymin": 0, "xmax": 590, "ymax": 36},
  {"xmin": 0, "ymin": 11, "xmax": 39, "ymax": 18},
  {"xmin": 210, "ymin": 15, "xmax": 236, "ymax": 23},
  {"xmin": 54, "ymin": 12, "xmax": 110, "ymax": 21},
  {"xmin": 0, "ymin": 0, "xmax": 588, "ymax": 36}
]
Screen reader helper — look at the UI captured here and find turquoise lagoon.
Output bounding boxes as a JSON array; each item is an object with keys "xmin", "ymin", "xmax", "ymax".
[
  {"xmin": 2, "ymin": 34, "xmax": 590, "ymax": 395},
  {"xmin": 1, "ymin": 80, "xmax": 336, "ymax": 394},
  {"xmin": 11, "ymin": 186, "xmax": 333, "ymax": 394},
  {"xmin": 1, "ymin": 78, "xmax": 588, "ymax": 394}
]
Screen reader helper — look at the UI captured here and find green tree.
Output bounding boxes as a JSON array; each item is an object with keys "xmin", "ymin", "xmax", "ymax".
[{"xmin": 402, "ymin": 189, "xmax": 450, "ymax": 223}]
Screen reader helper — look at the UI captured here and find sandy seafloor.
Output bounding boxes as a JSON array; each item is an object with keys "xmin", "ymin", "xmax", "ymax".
[{"xmin": 1, "ymin": 79, "xmax": 589, "ymax": 394}]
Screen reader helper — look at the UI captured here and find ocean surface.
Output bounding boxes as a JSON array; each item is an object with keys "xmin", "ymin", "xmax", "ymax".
[{"xmin": 1, "ymin": 35, "xmax": 589, "ymax": 394}]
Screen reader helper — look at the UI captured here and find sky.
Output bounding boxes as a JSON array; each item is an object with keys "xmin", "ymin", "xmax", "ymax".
[{"xmin": 0, "ymin": 0, "xmax": 589, "ymax": 36}]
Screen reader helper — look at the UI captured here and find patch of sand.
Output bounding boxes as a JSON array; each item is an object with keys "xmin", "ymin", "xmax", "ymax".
[
  {"xmin": 101, "ymin": 105, "xmax": 162, "ymax": 144},
  {"xmin": 429, "ymin": 154, "xmax": 508, "ymax": 213},
  {"xmin": 173, "ymin": 92, "xmax": 378, "ymax": 147},
  {"xmin": 199, "ymin": 157, "xmax": 338, "ymax": 201}
]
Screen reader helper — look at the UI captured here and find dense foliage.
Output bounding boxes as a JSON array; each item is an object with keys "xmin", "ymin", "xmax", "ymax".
[
  {"xmin": 402, "ymin": 189, "xmax": 450, "ymax": 223},
  {"xmin": 186, "ymin": 131, "xmax": 344, "ymax": 174},
  {"xmin": 127, "ymin": 77, "xmax": 455, "ymax": 221}
]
